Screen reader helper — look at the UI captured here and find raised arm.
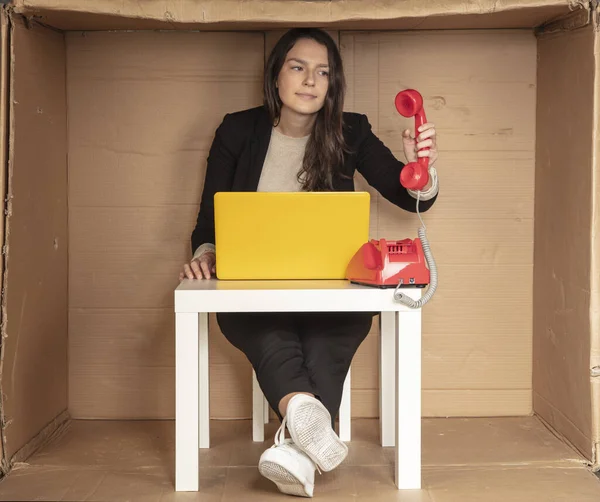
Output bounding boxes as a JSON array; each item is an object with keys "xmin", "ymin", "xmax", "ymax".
[{"xmin": 354, "ymin": 114, "xmax": 438, "ymax": 213}]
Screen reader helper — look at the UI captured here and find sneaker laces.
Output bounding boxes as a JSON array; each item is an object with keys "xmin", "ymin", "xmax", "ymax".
[
  {"xmin": 274, "ymin": 416, "xmax": 288, "ymax": 447},
  {"xmin": 273, "ymin": 416, "xmax": 322, "ymax": 474}
]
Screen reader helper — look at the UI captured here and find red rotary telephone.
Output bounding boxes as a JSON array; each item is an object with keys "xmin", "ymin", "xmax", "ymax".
[{"xmin": 346, "ymin": 89, "xmax": 438, "ymax": 309}]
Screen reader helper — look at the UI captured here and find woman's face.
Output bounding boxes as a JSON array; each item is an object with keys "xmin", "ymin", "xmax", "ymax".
[{"xmin": 276, "ymin": 38, "xmax": 330, "ymax": 117}]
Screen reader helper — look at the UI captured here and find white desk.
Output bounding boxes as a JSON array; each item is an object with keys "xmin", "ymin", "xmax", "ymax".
[{"xmin": 174, "ymin": 279, "xmax": 422, "ymax": 491}]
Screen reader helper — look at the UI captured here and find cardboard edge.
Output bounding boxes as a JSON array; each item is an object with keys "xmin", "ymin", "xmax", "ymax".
[
  {"xmin": 9, "ymin": 410, "xmax": 70, "ymax": 466},
  {"xmin": 9, "ymin": 0, "xmax": 588, "ymax": 30},
  {"xmin": 0, "ymin": 6, "xmax": 12, "ymax": 476},
  {"xmin": 0, "ymin": 12, "xmax": 8, "ymax": 261},
  {"xmin": 588, "ymin": 0, "xmax": 600, "ymax": 472},
  {"xmin": 535, "ymin": 2, "xmax": 591, "ymax": 35}
]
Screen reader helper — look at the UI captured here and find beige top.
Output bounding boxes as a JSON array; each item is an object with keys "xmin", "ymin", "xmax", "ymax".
[{"xmin": 256, "ymin": 127, "xmax": 309, "ymax": 192}]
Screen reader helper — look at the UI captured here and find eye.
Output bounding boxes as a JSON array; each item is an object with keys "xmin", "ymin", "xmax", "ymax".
[
  {"xmin": 319, "ymin": 71, "xmax": 329, "ymax": 77},
  {"xmin": 291, "ymin": 66, "xmax": 303, "ymax": 71}
]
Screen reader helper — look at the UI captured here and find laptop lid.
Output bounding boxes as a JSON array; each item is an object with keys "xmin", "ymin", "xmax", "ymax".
[{"xmin": 214, "ymin": 191, "xmax": 370, "ymax": 280}]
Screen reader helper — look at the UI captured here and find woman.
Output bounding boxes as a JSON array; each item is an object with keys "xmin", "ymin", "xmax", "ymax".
[{"xmin": 179, "ymin": 28, "xmax": 439, "ymax": 498}]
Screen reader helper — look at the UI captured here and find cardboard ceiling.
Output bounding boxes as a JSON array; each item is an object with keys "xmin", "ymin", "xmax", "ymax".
[{"xmin": 8, "ymin": 0, "xmax": 592, "ymax": 31}]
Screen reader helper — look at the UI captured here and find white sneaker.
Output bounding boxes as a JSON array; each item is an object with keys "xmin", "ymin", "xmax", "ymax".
[
  {"xmin": 258, "ymin": 432, "xmax": 317, "ymax": 498},
  {"xmin": 284, "ymin": 394, "xmax": 348, "ymax": 472}
]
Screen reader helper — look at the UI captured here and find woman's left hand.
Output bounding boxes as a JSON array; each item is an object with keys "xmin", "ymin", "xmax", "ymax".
[{"xmin": 402, "ymin": 123, "xmax": 438, "ymax": 167}]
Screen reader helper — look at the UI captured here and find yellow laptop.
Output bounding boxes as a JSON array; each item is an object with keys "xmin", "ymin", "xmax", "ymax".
[{"xmin": 214, "ymin": 192, "xmax": 370, "ymax": 280}]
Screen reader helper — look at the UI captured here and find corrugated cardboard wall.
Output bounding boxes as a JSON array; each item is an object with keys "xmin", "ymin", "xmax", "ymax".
[
  {"xmin": 2, "ymin": 18, "xmax": 68, "ymax": 457},
  {"xmin": 342, "ymin": 30, "xmax": 536, "ymax": 417},
  {"xmin": 67, "ymin": 29, "xmax": 536, "ymax": 420},
  {"xmin": 533, "ymin": 24, "xmax": 595, "ymax": 461},
  {"xmin": 66, "ymin": 31, "xmax": 265, "ymax": 419}
]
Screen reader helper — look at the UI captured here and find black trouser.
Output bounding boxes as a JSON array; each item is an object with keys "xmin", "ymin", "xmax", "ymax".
[{"xmin": 216, "ymin": 311, "xmax": 373, "ymax": 426}]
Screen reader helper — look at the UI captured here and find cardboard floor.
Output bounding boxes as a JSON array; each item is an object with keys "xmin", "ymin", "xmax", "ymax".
[{"xmin": 0, "ymin": 417, "xmax": 598, "ymax": 501}]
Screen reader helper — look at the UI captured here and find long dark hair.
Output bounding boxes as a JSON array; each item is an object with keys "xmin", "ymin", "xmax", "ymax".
[{"xmin": 264, "ymin": 28, "xmax": 350, "ymax": 191}]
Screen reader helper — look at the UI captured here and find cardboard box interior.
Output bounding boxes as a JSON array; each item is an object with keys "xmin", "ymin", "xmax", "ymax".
[{"xmin": 0, "ymin": 0, "xmax": 598, "ymax": 479}]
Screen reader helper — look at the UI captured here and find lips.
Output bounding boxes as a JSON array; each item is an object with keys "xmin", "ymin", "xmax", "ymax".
[{"xmin": 296, "ymin": 93, "xmax": 317, "ymax": 99}]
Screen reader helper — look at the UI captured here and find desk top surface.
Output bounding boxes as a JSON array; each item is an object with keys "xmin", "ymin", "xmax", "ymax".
[
  {"xmin": 176, "ymin": 279, "xmax": 392, "ymax": 292},
  {"xmin": 174, "ymin": 279, "xmax": 423, "ymax": 313}
]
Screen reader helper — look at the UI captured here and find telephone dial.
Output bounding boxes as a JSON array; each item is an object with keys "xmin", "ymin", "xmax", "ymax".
[{"xmin": 346, "ymin": 89, "xmax": 438, "ymax": 309}]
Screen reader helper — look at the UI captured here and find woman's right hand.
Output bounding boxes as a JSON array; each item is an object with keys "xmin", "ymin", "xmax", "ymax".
[{"xmin": 179, "ymin": 251, "xmax": 216, "ymax": 281}]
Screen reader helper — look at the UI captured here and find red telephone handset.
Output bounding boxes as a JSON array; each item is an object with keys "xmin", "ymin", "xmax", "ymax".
[{"xmin": 395, "ymin": 89, "xmax": 429, "ymax": 191}]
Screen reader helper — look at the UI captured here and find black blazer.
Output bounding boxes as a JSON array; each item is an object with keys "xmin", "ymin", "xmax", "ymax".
[{"xmin": 191, "ymin": 105, "xmax": 438, "ymax": 253}]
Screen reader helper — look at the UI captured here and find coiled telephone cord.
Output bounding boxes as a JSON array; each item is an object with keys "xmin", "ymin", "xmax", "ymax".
[{"xmin": 393, "ymin": 193, "xmax": 438, "ymax": 309}]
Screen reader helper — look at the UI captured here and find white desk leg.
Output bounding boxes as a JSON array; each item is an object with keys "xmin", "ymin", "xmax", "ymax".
[
  {"xmin": 198, "ymin": 313, "xmax": 210, "ymax": 449},
  {"xmin": 176, "ymin": 312, "xmax": 200, "ymax": 491},
  {"xmin": 339, "ymin": 367, "xmax": 351, "ymax": 442},
  {"xmin": 252, "ymin": 370, "xmax": 265, "ymax": 442},
  {"xmin": 395, "ymin": 310, "xmax": 422, "ymax": 490},
  {"xmin": 380, "ymin": 311, "xmax": 395, "ymax": 447}
]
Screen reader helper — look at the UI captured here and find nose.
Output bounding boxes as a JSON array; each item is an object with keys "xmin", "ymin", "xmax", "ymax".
[{"xmin": 303, "ymin": 70, "xmax": 316, "ymax": 86}]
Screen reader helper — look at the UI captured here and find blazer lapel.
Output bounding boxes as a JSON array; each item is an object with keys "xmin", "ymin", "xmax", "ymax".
[{"xmin": 246, "ymin": 106, "xmax": 273, "ymax": 191}]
